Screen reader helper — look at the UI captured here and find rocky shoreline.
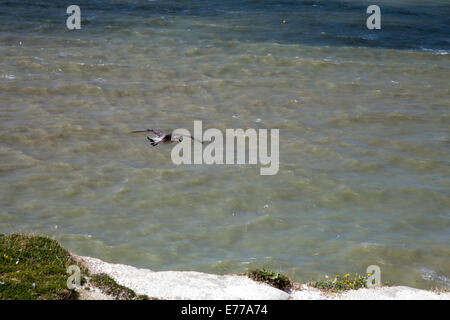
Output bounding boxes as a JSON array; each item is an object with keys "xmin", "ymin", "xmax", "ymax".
[{"xmin": 72, "ymin": 254, "xmax": 450, "ymax": 300}]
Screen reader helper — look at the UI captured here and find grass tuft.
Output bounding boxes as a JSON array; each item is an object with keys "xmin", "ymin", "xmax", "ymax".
[
  {"xmin": 89, "ymin": 273, "xmax": 150, "ymax": 300},
  {"xmin": 311, "ymin": 273, "xmax": 371, "ymax": 293},
  {"xmin": 246, "ymin": 268, "xmax": 292, "ymax": 292}
]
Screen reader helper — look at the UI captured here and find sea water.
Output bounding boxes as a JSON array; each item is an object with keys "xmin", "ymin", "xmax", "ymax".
[{"xmin": 0, "ymin": 0, "xmax": 449, "ymax": 288}]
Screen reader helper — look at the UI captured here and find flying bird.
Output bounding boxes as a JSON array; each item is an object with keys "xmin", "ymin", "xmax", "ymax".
[{"xmin": 131, "ymin": 128, "xmax": 203, "ymax": 147}]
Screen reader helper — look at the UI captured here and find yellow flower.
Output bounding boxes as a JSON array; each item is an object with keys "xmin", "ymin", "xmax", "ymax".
[
  {"xmin": 367, "ymin": 273, "xmax": 371, "ymax": 277},
  {"xmin": 344, "ymin": 274, "xmax": 350, "ymax": 278},
  {"xmin": 3, "ymin": 254, "xmax": 8, "ymax": 259},
  {"xmin": 336, "ymin": 275, "xmax": 339, "ymax": 278},
  {"xmin": 349, "ymin": 282, "xmax": 352, "ymax": 285}
]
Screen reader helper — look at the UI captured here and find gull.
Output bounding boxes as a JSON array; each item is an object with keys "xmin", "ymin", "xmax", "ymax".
[{"xmin": 131, "ymin": 128, "xmax": 203, "ymax": 147}]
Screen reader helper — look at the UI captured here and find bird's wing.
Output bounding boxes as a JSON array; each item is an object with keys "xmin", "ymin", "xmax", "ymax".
[
  {"xmin": 173, "ymin": 133, "xmax": 205, "ymax": 144},
  {"xmin": 131, "ymin": 129, "xmax": 164, "ymax": 137}
]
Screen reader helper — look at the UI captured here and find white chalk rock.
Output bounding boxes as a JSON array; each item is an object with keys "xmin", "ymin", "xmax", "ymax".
[{"xmin": 77, "ymin": 256, "xmax": 290, "ymax": 300}]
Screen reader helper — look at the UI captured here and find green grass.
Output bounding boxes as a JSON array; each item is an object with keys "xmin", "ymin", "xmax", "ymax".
[
  {"xmin": 431, "ymin": 287, "xmax": 449, "ymax": 294},
  {"xmin": 311, "ymin": 273, "xmax": 371, "ymax": 293},
  {"xmin": 89, "ymin": 273, "xmax": 150, "ymax": 300},
  {"xmin": 0, "ymin": 233, "xmax": 155, "ymax": 300},
  {"xmin": 0, "ymin": 233, "xmax": 81, "ymax": 300},
  {"xmin": 246, "ymin": 268, "xmax": 292, "ymax": 292}
]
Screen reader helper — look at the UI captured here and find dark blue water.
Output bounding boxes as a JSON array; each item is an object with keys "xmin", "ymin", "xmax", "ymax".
[{"xmin": 1, "ymin": 0, "xmax": 449, "ymax": 51}]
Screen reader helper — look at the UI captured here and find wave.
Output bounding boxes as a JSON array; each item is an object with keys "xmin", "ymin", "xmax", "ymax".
[{"xmin": 420, "ymin": 47, "xmax": 449, "ymax": 55}]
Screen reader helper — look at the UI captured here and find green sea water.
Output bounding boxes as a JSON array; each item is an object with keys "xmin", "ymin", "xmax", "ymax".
[{"xmin": 0, "ymin": 0, "xmax": 449, "ymax": 289}]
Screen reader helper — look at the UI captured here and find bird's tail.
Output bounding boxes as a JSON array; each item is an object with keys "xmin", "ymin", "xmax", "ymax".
[{"xmin": 147, "ymin": 137, "xmax": 158, "ymax": 146}]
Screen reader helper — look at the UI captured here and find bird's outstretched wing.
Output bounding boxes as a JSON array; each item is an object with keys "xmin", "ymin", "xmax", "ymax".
[
  {"xmin": 173, "ymin": 133, "xmax": 205, "ymax": 144},
  {"xmin": 131, "ymin": 129, "xmax": 164, "ymax": 137}
]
